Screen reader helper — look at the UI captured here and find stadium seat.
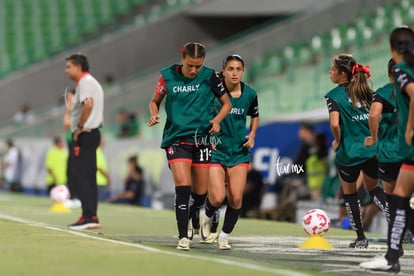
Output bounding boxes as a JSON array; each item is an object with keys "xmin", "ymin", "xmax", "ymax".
[{"xmin": 0, "ymin": 0, "xmax": 186, "ymax": 79}]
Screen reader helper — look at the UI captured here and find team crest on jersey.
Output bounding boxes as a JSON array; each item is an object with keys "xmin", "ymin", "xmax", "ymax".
[{"xmin": 167, "ymin": 146, "xmax": 175, "ymax": 155}]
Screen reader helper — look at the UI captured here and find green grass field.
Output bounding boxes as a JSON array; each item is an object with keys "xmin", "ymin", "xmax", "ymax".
[{"xmin": 0, "ymin": 192, "xmax": 413, "ymax": 276}]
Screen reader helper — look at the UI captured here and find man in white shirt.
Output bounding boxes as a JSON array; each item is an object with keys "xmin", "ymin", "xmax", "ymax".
[{"xmin": 64, "ymin": 54, "xmax": 104, "ymax": 230}]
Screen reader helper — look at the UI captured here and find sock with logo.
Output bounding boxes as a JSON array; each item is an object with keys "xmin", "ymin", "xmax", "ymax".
[
  {"xmin": 369, "ymin": 186, "xmax": 387, "ymax": 214},
  {"xmin": 384, "ymin": 192, "xmax": 393, "ymax": 224},
  {"xmin": 211, "ymin": 208, "xmax": 221, "ymax": 233},
  {"xmin": 344, "ymin": 193, "xmax": 365, "ymax": 240},
  {"xmin": 386, "ymin": 195, "xmax": 409, "ymax": 262},
  {"xmin": 175, "ymin": 186, "xmax": 191, "ymax": 239}
]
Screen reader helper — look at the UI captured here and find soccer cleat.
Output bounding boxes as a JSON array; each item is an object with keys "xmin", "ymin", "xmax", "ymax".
[
  {"xmin": 176, "ymin": 237, "xmax": 190, "ymax": 251},
  {"xmin": 68, "ymin": 216, "xmax": 101, "ymax": 230},
  {"xmin": 218, "ymin": 236, "xmax": 231, "ymax": 250},
  {"xmin": 199, "ymin": 232, "xmax": 218, "ymax": 244},
  {"xmin": 200, "ymin": 216, "xmax": 212, "ymax": 241},
  {"xmin": 187, "ymin": 220, "xmax": 193, "ymax": 240},
  {"xmin": 359, "ymin": 256, "xmax": 400, "ymax": 273},
  {"xmin": 349, "ymin": 238, "xmax": 368, "ymax": 249}
]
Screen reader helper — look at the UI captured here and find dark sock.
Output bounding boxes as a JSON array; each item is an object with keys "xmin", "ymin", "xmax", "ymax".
[
  {"xmin": 189, "ymin": 192, "xmax": 206, "ymax": 229},
  {"xmin": 385, "ymin": 193, "xmax": 392, "ymax": 224},
  {"xmin": 386, "ymin": 195, "xmax": 410, "ymax": 263},
  {"xmin": 205, "ymin": 197, "xmax": 219, "ymax": 218},
  {"xmin": 344, "ymin": 193, "xmax": 365, "ymax": 240},
  {"xmin": 222, "ymin": 206, "xmax": 241, "ymax": 234},
  {"xmin": 175, "ymin": 186, "xmax": 191, "ymax": 239},
  {"xmin": 369, "ymin": 186, "xmax": 387, "ymax": 214},
  {"xmin": 211, "ymin": 209, "xmax": 221, "ymax": 233}
]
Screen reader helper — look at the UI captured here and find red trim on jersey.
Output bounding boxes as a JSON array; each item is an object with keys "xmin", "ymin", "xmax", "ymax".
[
  {"xmin": 168, "ymin": 158, "xmax": 192, "ymax": 163},
  {"xmin": 155, "ymin": 75, "xmax": 167, "ymax": 95},
  {"xmin": 76, "ymin": 72, "xmax": 89, "ymax": 85},
  {"xmin": 191, "ymin": 163, "xmax": 210, "ymax": 168},
  {"xmin": 179, "ymin": 141, "xmax": 195, "ymax": 145},
  {"xmin": 401, "ymin": 163, "xmax": 414, "ymax": 171}
]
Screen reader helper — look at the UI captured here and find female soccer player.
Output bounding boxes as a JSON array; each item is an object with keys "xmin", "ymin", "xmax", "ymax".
[
  {"xmin": 364, "ymin": 58, "xmax": 401, "ymax": 223},
  {"xmin": 147, "ymin": 42, "xmax": 231, "ymax": 251},
  {"xmin": 200, "ymin": 54, "xmax": 259, "ymax": 249},
  {"xmin": 360, "ymin": 26, "xmax": 414, "ymax": 273},
  {"xmin": 325, "ymin": 54, "xmax": 386, "ymax": 248}
]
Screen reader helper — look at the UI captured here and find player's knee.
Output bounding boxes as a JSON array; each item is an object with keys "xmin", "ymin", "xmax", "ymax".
[
  {"xmin": 229, "ymin": 197, "xmax": 243, "ymax": 209},
  {"xmin": 209, "ymin": 194, "xmax": 224, "ymax": 207}
]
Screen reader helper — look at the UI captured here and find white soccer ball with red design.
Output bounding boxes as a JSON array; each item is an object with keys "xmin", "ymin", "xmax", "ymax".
[
  {"xmin": 50, "ymin": 185, "xmax": 70, "ymax": 203},
  {"xmin": 302, "ymin": 209, "xmax": 331, "ymax": 236}
]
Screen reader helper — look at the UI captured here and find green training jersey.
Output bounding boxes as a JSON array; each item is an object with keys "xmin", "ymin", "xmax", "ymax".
[
  {"xmin": 158, "ymin": 65, "xmax": 225, "ymax": 148},
  {"xmin": 325, "ymin": 85, "xmax": 376, "ymax": 167},
  {"xmin": 374, "ymin": 83, "xmax": 402, "ymax": 163},
  {"xmin": 393, "ymin": 62, "xmax": 414, "ymax": 163},
  {"xmin": 212, "ymin": 82, "xmax": 259, "ymax": 166}
]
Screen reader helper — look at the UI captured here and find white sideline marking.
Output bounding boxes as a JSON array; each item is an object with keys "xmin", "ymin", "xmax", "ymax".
[{"xmin": 0, "ymin": 214, "xmax": 309, "ymax": 276}]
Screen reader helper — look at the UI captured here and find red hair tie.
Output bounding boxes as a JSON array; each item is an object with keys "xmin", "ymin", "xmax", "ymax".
[
  {"xmin": 351, "ymin": 64, "xmax": 371, "ymax": 78},
  {"xmin": 180, "ymin": 47, "xmax": 185, "ymax": 53}
]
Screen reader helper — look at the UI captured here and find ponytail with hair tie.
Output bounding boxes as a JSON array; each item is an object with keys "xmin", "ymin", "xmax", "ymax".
[{"xmin": 351, "ymin": 64, "xmax": 371, "ymax": 78}]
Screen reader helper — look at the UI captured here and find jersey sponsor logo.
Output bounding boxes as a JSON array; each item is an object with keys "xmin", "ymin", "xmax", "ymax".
[
  {"xmin": 351, "ymin": 113, "xmax": 369, "ymax": 121},
  {"xmin": 172, "ymin": 84, "xmax": 200, "ymax": 93},
  {"xmin": 229, "ymin": 107, "xmax": 245, "ymax": 115}
]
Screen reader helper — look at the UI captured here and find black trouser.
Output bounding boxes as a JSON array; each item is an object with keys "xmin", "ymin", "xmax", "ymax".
[{"xmin": 68, "ymin": 129, "xmax": 100, "ymax": 219}]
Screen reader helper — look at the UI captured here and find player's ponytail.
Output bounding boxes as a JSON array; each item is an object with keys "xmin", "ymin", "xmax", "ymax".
[{"xmin": 348, "ymin": 64, "xmax": 373, "ymax": 110}]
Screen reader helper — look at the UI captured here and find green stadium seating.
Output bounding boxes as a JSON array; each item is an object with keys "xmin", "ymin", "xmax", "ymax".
[
  {"xmin": 241, "ymin": 0, "xmax": 414, "ymax": 120},
  {"xmin": 0, "ymin": 0, "xmax": 194, "ymax": 79}
]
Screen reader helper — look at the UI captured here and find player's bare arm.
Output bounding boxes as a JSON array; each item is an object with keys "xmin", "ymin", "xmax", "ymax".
[
  {"xmin": 329, "ymin": 111, "xmax": 340, "ymax": 151},
  {"xmin": 209, "ymin": 93, "xmax": 231, "ymax": 134},
  {"xmin": 148, "ymin": 92, "xmax": 165, "ymax": 127},
  {"xmin": 365, "ymin": 102, "xmax": 382, "ymax": 146},
  {"xmin": 243, "ymin": 116, "xmax": 259, "ymax": 149}
]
